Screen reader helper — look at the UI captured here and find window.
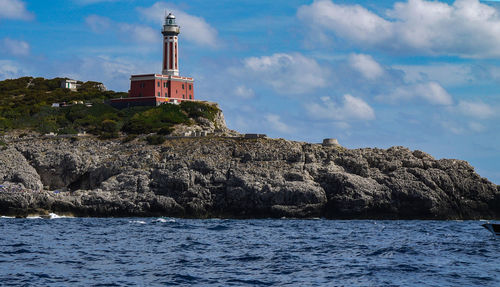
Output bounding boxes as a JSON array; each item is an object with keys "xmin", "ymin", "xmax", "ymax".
[
  {"xmin": 164, "ymin": 82, "xmax": 167, "ymax": 88},
  {"xmin": 140, "ymin": 83, "xmax": 145, "ymax": 88},
  {"xmin": 189, "ymin": 95, "xmax": 192, "ymax": 99},
  {"xmin": 176, "ymin": 89, "xmax": 178, "ymax": 94},
  {"xmin": 189, "ymin": 84, "xmax": 191, "ymax": 90},
  {"xmin": 158, "ymin": 92, "xmax": 160, "ymax": 97},
  {"xmin": 182, "ymin": 84, "xmax": 185, "ymax": 89},
  {"xmin": 139, "ymin": 92, "xmax": 142, "ymax": 97},
  {"xmin": 157, "ymin": 82, "xmax": 160, "ymax": 87},
  {"xmin": 182, "ymin": 95, "xmax": 185, "ymax": 99},
  {"xmin": 165, "ymin": 93, "xmax": 168, "ymax": 97}
]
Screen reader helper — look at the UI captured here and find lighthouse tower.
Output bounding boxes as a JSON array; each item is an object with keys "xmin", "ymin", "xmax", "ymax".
[
  {"xmin": 110, "ymin": 12, "xmax": 195, "ymax": 108},
  {"xmin": 162, "ymin": 13, "xmax": 180, "ymax": 76}
]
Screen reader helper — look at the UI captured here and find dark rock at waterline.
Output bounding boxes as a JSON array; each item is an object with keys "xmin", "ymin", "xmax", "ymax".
[{"xmin": 0, "ymin": 135, "xmax": 499, "ymax": 219}]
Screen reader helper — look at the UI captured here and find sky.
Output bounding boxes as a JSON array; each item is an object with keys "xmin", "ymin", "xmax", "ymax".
[{"xmin": 1, "ymin": 0, "xmax": 500, "ymax": 184}]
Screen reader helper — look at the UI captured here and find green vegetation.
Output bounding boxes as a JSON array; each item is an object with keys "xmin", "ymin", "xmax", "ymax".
[
  {"xmin": 0, "ymin": 77, "xmax": 218, "ymax": 139},
  {"xmin": 179, "ymin": 101, "xmax": 219, "ymax": 122},
  {"xmin": 145, "ymin": 134, "xmax": 166, "ymax": 145}
]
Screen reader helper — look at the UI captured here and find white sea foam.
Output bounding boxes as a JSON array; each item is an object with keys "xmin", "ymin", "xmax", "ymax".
[
  {"xmin": 26, "ymin": 216, "xmax": 42, "ymax": 219},
  {"xmin": 129, "ymin": 220, "xmax": 147, "ymax": 224},
  {"xmin": 0, "ymin": 216, "xmax": 15, "ymax": 219},
  {"xmin": 49, "ymin": 213, "xmax": 70, "ymax": 219},
  {"xmin": 153, "ymin": 218, "xmax": 176, "ymax": 223}
]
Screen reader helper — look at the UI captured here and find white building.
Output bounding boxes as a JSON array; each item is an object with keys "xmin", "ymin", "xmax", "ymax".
[{"xmin": 61, "ymin": 79, "xmax": 78, "ymax": 91}]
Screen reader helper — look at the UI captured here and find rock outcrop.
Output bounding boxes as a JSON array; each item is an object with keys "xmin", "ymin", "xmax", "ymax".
[{"xmin": 0, "ymin": 134, "xmax": 499, "ymax": 219}]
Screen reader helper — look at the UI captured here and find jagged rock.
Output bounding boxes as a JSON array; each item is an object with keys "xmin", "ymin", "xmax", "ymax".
[
  {"xmin": 0, "ymin": 133, "xmax": 499, "ymax": 219},
  {"xmin": 0, "ymin": 148, "xmax": 43, "ymax": 190}
]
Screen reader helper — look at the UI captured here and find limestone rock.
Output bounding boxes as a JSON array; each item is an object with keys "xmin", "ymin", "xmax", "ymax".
[{"xmin": 0, "ymin": 135, "xmax": 498, "ymax": 219}]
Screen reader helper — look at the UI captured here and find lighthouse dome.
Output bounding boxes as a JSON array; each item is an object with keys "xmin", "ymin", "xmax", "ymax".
[{"xmin": 167, "ymin": 13, "xmax": 176, "ymax": 19}]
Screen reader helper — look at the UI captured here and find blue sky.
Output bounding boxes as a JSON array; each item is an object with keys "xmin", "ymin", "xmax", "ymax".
[{"xmin": 1, "ymin": 0, "xmax": 500, "ymax": 184}]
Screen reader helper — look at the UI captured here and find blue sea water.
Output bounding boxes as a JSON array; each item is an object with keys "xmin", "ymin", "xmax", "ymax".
[{"xmin": 0, "ymin": 217, "xmax": 499, "ymax": 286}]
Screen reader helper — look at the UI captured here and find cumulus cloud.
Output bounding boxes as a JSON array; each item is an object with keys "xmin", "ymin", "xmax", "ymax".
[
  {"xmin": 85, "ymin": 15, "xmax": 158, "ymax": 44},
  {"xmin": 348, "ymin": 53, "xmax": 384, "ymax": 80},
  {"xmin": 0, "ymin": 38, "xmax": 29, "ymax": 56},
  {"xmin": 441, "ymin": 121, "xmax": 465, "ymax": 135},
  {"xmin": 306, "ymin": 94, "xmax": 375, "ymax": 121},
  {"xmin": 61, "ymin": 55, "xmax": 157, "ymax": 91},
  {"xmin": 0, "ymin": 60, "xmax": 23, "ymax": 79},
  {"xmin": 85, "ymin": 15, "xmax": 112, "ymax": 32},
  {"xmin": 441, "ymin": 120, "xmax": 488, "ymax": 134},
  {"xmin": 137, "ymin": 2, "xmax": 218, "ymax": 47},
  {"xmin": 242, "ymin": 53, "xmax": 329, "ymax": 95},
  {"xmin": 298, "ymin": 0, "xmax": 500, "ymax": 58},
  {"xmin": 74, "ymin": 0, "xmax": 124, "ymax": 5},
  {"xmin": 380, "ymin": 82, "xmax": 453, "ymax": 105},
  {"xmin": 457, "ymin": 100, "xmax": 496, "ymax": 119},
  {"xmin": 234, "ymin": 85, "xmax": 255, "ymax": 99},
  {"xmin": 0, "ymin": 0, "xmax": 33, "ymax": 20},
  {"xmin": 264, "ymin": 114, "xmax": 294, "ymax": 134},
  {"xmin": 393, "ymin": 63, "xmax": 474, "ymax": 87},
  {"xmin": 468, "ymin": 121, "xmax": 486, "ymax": 133},
  {"xmin": 118, "ymin": 23, "xmax": 157, "ymax": 43}
]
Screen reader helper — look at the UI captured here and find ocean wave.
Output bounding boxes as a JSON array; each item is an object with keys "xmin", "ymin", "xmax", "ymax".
[
  {"xmin": 48, "ymin": 213, "xmax": 71, "ymax": 219},
  {"xmin": 152, "ymin": 218, "xmax": 176, "ymax": 223}
]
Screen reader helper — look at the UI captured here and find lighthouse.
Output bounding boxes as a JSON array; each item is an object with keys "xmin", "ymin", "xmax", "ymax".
[
  {"xmin": 162, "ymin": 13, "xmax": 180, "ymax": 76},
  {"xmin": 110, "ymin": 13, "xmax": 195, "ymax": 108}
]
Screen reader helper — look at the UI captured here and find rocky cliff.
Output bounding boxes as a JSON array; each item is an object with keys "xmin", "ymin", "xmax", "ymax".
[{"xmin": 1, "ymin": 131, "xmax": 499, "ymax": 219}]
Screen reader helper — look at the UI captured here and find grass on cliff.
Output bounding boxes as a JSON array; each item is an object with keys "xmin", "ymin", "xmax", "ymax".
[{"xmin": 0, "ymin": 77, "xmax": 218, "ymax": 138}]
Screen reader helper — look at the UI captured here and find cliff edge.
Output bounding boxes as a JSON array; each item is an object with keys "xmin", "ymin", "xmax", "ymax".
[{"xmin": 0, "ymin": 133, "xmax": 499, "ymax": 219}]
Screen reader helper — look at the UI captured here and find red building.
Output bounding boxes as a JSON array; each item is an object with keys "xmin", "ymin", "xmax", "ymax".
[{"xmin": 111, "ymin": 13, "xmax": 194, "ymax": 108}]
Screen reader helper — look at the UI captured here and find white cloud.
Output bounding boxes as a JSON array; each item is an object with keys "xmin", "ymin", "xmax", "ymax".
[
  {"xmin": 441, "ymin": 120, "xmax": 487, "ymax": 134},
  {"xmin": 234, "ymin": 85, "xmax": 255, "ymax": 99},
  {"xmin": 441, "ymin": 121, "xmax": 465, "ymax": 134},
  {"xmin": 118, "ymin": 23, "xmax": 157, "ymax": 43},
  {"xmin": 60, "ymin": 55, "xmax": 157, "ymax": 91},
  {"xmin": 393, "ymin": 63, "xmax": 474, "ymax": 87},
  {"xmin": 306, "ymin": 94, "xmax": 375, "ymax": 121},
  {"xmin": 85, "ymin": 15, "xmax": 158, "ymax": 44},
  {"xmin": 0, "ymin": 60, "xmax": 22, "ymax": 79},
  {"xmin": 468, "ymin": 121, "xmax": 486, "ymax": 133},
  {"xmin": 380, "ymin": 82, "xmax": 453, "ymax": 105},
  {"xmin": 0, "ymin": 0, "xmax": 33, "ymax": 20},
  {"xmin": 348, "ymin": 53, "xmax": 384, "ymax": 80},
  {"xmin": 137, "ymin": 2, "xmax": 218, "ymax": 47},
  {"xmin": 457, "ymin": 100, "xmax": 496, "ymax": 119},
  {"xmin": 0, "ymin": 38, "xmax": 29, "ymax": 56},
  {"xmin": 298, "ymin": 1, "xmax": 392, "ymax": 46},
  {"xmin": 242, "ymin": 53, "xmax": 329, "ymax": 95},
  {"xmin": 74, "ymin": 0, "xmax": 123, "ymax": 4},
  {"xmin": 85, "ymin": 15, "xmax": 112, "ymax": 32},
  {"xmin": 264, "ymin": 114, "xmax": 294, "ymax": 133},
  {"xmin": 298, "ymin": 0, "xmax": 500, "ymax": 58}
]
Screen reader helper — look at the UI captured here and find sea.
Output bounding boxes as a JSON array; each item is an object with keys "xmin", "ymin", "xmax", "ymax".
[{"xmin": 0, "ymin": 217, "xmax": 499, "ymax": 286}]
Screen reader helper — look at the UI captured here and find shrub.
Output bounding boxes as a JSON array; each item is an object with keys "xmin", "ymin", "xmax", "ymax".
[
  {"xmin": 122, "ymin": 104, "xmax": 188, "ymax": 134},
  {"xmin": 145, "ymin": 134, "xmax": 165, "ymax": 145},
  {"xmin": 101, "ymin": 119, "xmax": 119, "ymax": 133},
  {"xmin": 57, "ymin": 126, "xmax": 78, "ymax": 135},
  {"xmin": 99, "ymin": 131, "xmax": 119, "ymax": 139},
  {"xmin": 180, "ymin": 101, "xmax": 218, "ymax": 121},
  {"xmin": 0, "ymin": 77, "xmax": 220, "ymax": 137},
  {"xmin": 121, "ymin": 134, "xmax": 137, "ymax": 143},
  {"xmin": 157, "ymin": 126, "xmax": 174, "ymax": 135}
]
